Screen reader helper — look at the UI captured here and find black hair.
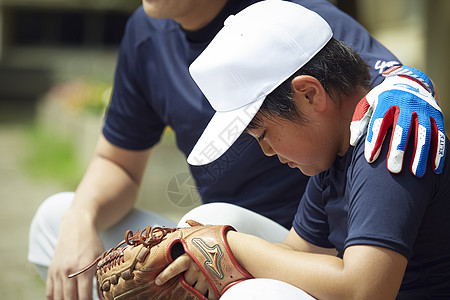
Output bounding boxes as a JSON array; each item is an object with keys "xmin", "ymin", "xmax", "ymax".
[{"xmin": 247, "ymin": 38, "xmax": 371, "ymax": 130}]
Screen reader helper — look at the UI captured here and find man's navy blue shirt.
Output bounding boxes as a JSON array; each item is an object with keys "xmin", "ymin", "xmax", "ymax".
[{"xmin": 103, "ymin": 0, "xmax": 400, "ymax": 228}]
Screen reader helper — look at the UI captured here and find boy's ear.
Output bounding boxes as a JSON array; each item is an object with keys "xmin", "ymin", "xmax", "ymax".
[{"xmin": 291, "ymin": 75, "xmax": 327, "ymax": 112}]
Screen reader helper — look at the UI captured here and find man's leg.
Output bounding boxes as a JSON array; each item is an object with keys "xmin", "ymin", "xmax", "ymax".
[
  {"xmin": 220, "ymin": 278, "xmax": 316, "ymax": 299},
  {"xmin": 177, "ymin": 202, "xmax": 289, "ymax": 243}
]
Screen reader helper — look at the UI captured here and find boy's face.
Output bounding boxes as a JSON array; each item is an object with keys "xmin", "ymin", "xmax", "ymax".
[{"xmin": 246, "ymin": 113, "xmax": 340, "ymax": 177}]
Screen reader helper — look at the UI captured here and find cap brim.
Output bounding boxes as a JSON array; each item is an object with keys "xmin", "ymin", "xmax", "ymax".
[{"xmin": 187, "ymin": 98, "xmax": 264, "ymax": 166}]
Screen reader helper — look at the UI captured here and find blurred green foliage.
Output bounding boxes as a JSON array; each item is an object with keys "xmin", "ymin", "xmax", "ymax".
[
  {"xmin": 22, "ymin": 125, "xmax": 84, "ymax": 189},
  {"xmin": 44, "ymin": 77, "xmax": 112, "ymax": 116}
]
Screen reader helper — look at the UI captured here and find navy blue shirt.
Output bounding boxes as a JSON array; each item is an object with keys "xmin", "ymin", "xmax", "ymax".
[
  {"xmin": 294, "ymin": 131, "xmax": 450, "ymax": 298},
  {"xmin": 103, "ymin": 0, "xmax": 400, "ymax": 228}
]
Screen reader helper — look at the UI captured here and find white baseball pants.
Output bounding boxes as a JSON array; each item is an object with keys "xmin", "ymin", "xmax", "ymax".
[{"xmin": 28, "ymin": 192, "xmax": 313, "ymax": 299}]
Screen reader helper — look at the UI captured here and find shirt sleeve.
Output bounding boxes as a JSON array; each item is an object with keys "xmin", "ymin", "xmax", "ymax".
[
  {"xmin": 345, "ymin": 137, "xmax": 432, "ymax": 259},
  {"xmin": 103, "ymin": 9, "xmax": 166, "ymax": 150}
]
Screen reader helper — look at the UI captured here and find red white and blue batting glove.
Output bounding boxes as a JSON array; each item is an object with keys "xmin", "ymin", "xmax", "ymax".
[{"xmin": 350, "ymin": 65, "xmax": 446, "ymax": 178}]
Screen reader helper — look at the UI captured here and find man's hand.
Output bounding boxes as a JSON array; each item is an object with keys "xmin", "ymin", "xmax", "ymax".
[
  {"xmin": 350, "ymin": 65, "xmax": 446, "ymax": 177},
  {"xmin": 46, "ymin": 210, "xmax": 104, "ymax": 300}
]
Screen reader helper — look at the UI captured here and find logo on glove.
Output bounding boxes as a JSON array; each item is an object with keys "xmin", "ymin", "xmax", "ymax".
[{"xmin": 192, "ymin": 238, "xmax": 225, "ymax": 279}]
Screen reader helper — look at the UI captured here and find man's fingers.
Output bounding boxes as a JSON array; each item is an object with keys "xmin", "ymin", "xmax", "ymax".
[
  {"xmin": 45, "ymin": 275, "xmax": 54, "ymax": 300},
  {"xmin": 77, "ymin": 271, "xmax": 95, "ymax": 300},
  {"xmin": 53, "ymin": 277, "xmax": 68, "ymax": 300},
  {"xmin": 155, "ymin": 254, "xmax": 190, "ymax": 286},
  {"xmin": 46, "ymin": 269, "xmax": 69, "ymax": 300},
  {"xmin": 62, "ymin": 269, "xmax": 78, "ymax": 300}
]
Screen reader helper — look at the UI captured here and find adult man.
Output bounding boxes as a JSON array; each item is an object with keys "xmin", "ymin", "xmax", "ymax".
[{"xmin": 28, "ymin": 0, "xmax": 445, "ymax": 299}]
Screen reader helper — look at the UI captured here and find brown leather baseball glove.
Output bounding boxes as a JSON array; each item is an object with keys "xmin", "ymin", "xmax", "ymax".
[{"xmin": 69, "ymin": 220, "xmax": 252, "ymax": 299}]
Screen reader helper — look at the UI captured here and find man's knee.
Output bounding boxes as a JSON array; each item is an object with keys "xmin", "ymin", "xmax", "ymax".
[
  {"xmin": 30, "ymin": 192, "xmax": 74, "ymax": 236},
  {"xmin": 221, "ymin": 278, "xmax": 315, "ymax": 300},
  {"xmin": 178, "ymin": 203, "xmax": 288, "ymax": 243},
  {"xmin": 178, "ymin": 202, "xmax": 249, "ymax": 227},
  {"xmin": 28, "ymin": 192, "xmax": 74, "ymax": 266}
]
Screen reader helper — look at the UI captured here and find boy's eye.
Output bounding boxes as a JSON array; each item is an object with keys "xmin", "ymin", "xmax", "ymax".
[{"xmin": 258, "ymin": 130, "xmax": 266, "ymax": 141}]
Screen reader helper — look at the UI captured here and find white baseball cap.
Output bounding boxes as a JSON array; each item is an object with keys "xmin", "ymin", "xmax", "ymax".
[{"xmin": 187, "ymin": 0, "xmax": 333, "ymax": 166}]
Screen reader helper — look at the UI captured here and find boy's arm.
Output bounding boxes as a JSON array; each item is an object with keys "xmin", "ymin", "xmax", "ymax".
[
  {"xmin": 155, "ymin": 227, "xmax": 405, "ymax": 300},
  {"xmin": 279, "ymin": 227, "xmax": 337, "ymax": 256},
  {"xmin": 227, "ymin": 231, "xmax": 407, "ymax": 300}
]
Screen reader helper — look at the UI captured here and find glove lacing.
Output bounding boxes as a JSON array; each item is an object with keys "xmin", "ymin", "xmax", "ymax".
[{"xmin": 68, "ymin": 226, "xmax": 177, "ymax": 278}]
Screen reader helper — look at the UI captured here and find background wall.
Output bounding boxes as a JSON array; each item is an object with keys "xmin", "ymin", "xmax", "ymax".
[
  {"xmin": 0, "ymin": 0, "xmax": 447, "ymax": 131},
  {"xmin": 354, "ymin": 0, "xmax": 449, "ymax": 131}
]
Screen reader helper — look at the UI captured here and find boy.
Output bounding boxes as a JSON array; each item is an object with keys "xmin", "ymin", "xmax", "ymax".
[{"xmin": 156, "ymin": 1, "xmax": 450, "ymax": 298}]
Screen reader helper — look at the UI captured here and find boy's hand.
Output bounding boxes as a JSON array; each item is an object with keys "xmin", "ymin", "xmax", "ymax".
[{"xmin": 156, "ymin": 253, "xmax": 218, "ymax": 299}]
